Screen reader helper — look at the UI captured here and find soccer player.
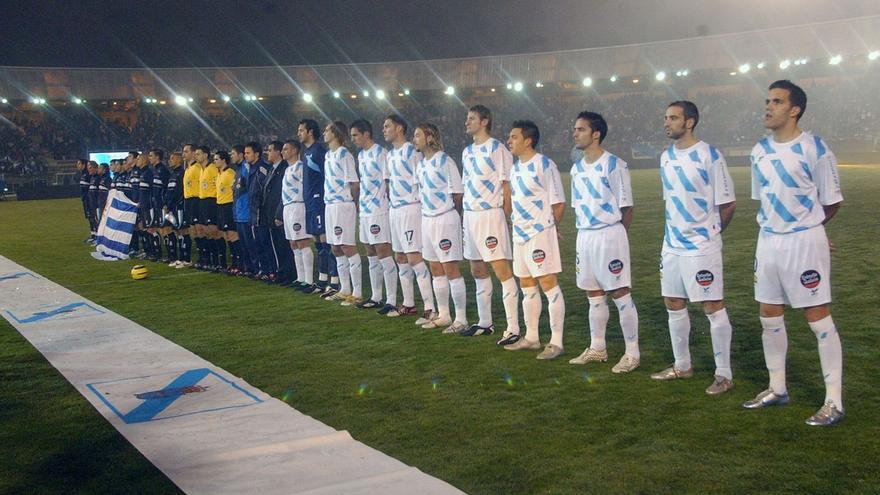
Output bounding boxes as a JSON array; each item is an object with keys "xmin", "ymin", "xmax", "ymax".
[
  {"xmin": 96, "ymin": 162, "xmax": 111, "ymax": 222},
  {"xmin": 298, "ymin": 120, "xmax": 336, "ymax": 294},
  {"xmin": 460, "ymin": 105, "xmax": 521, "ymax": 343},
  {"xmin": 743, "ymin": 80, "xmax": 844, "ymax": 425},
  {"xmin": 135, "ymin": 154, "xmax": 155, "ymax": 260},
  {"xmin": 261, "ymin": 141, "xmax": 293, "ymax": 284},
  {"xmin": 652, "ymin": 101, "xmax": 737, "ymax": 395},
  {"xmin": 383, "ymin": 114, "xmax": 435, "ymax": 321},
  {"xmin": 321, "ymin": 122, "xmax": 363, "ymax": 305},
  {"xmin": 76, "ymin": 158, "xmax": 94, "ymax": 243},
  {"xmin": 127, "ymin": 152, "xmax": 144, "ymax": 257},
  {"xmin": 178, "ymin": 144, "xmax": 200, "ymax": 268},
  {"xmin": 243, "ymin": 142, "xmax": 269, "ymax": 278},
  {"xmin": 215, "ymin": 150, "xmax": 239, "ymax": 273},
  {"xmin": 196, "ymin": 145, "xmax": 220, "ymax": 270},
  {"xmin": 87, "ymin": 161, "xmax": 100, "ymax": 238},
  {"xmin": 147, "ymin": 149, "xmax": 169, "ymax": 261},
  {"xmin": 279, "ymin": 139, "xmax": 311, "ymax": 287},
  {"xmin": 350, "ymin": 119, "xmax": 397, "ymax": 311},
  {"xmin": 568, "ymin": 111, "xmax": 641, "ymax": 373},
  {"xmin": 412, "ymin": 123, "xmax": 467, "ymax": 332},
  {"xmin": 164, "ymin": 151, "xmax": 184, "ymax": 267},
  {"xmin": 503, "ymin": 120, "xmax": 567, "ymax": 360}
]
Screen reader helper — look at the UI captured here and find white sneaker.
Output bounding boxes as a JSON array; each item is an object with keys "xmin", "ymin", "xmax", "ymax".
[
  {"xmin": 441, "ymin": 321, "xmax": 468, "ymax": 334},
  {"xmin": 611, "ymin": 354, "xmax": 640, "ymax": 374},
  {"xmin": 568, "ymin": 347, "xmax": 608, "ymax": 365},
  {"xmin": 536, "ymin": 344, "xmax": 564, "ymax": 360},
  {"xmin": 415, "ymin": 309, "xmax": 435, "ymax": 326},
  {"xmin": 422, "ymin": 315, "xmax": 452, "ymax": 329}
]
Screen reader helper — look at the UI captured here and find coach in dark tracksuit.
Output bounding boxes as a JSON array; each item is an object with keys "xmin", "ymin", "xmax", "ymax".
[
  {"xmin": 97, "ymin": 163, "xmax": 111, "ymax": 221},
  {"xmin": 260, "ymin": 141, "xmax": 294, "ymax": 285},
  {"xmin": 245, "ymin": 142, "xmax": 271, "ymax": 279},
  {"xmin": 234, "ymin": 144, "xmax": 263, "ymax": 276},
  {"xmin": 77, "ymin": 159, "xmax": 94, "ymax": 242}
]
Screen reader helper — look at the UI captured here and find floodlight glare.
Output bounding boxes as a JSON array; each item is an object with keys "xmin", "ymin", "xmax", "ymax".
[
  {"xmin": 756, "ymin": 62, "xmax": 766, "ymax": 69},
  {"xmin": 376, "ymin": 89, "xmax": 386, "ymax": 100},
  {"xmin": 609, "ymin": 75, "xmax": 618, "ymax": 82},
  {"xmin": 404, "ymin": 89, "xmax": 411, "ymax": 95},
  {"xmin": 333, "ymin": 91, "xmax": 341, "ymax": 98},
  {"xmin": 174, "ymin": 95, "xmax": 187, "ymax": 106},
  {"xmin": 779, "ymin": 59, "xmax": 791, "ymax": 69},
  {"xmin": 738, "ymin": 63, "xmax": 750, "ymax": 74},
  {"xmin": 222, "ymin": 95, "xmax": 231, "ymax": 102},
  {"xmin": 513, "ymin": 81, "xmax": 523, "ymax": 92},
  {"xmin": 655, "ymin": 71, "xmax": 666, "ymax": 81},
  {"xmin": 444, "ymin": 86, "xmax": 455, "ymax": 95},
  {"xmin": 506, "ymin": 83, "xmax": 513, "ymax": 90},
  {"xmin": 582, "ymin": 77, "xmax": 593, "ymax": 87},
  {"xmin": 869, "ymin": 50, "xmax": 880, "ymax": 61},
  {"xmin": 303, "ymin": 93, "xmax": 313, "ymax": 103},
  {"xmin": 1, "ymin": 98, "xmax": 7, "ymax": 104},
  {"xmin": 72, "ymin": 97, "xmax": 83, "ymax": 104},
  {"xmin": 362, "ymin": 90, "xmax": 370, "ymax": 97},
  {"xmin": 828, "ymin": 55, "xmax": 842, "ymax": 65},
  {"xmin": 535, "ymin": 81, "xmax": 544, "ymax": 88}
]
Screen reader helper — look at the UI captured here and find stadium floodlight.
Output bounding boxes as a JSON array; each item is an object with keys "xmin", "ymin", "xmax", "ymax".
[
  {"xmin": 609, "ymin": 75, "xmax": 618, "ymax": 82},
  {"xmin": 444, "ymin": 86, "xmax": 455, "ymax": 95},
  {"xmin": 257, "ymin": 96, "xmax": 264, "ymax": 101},
  {"xmin": 513, "ymin": 81, "xmax": 523, "ymax": 92},
  {"xmin": 1, "ymin": 98, "xmax": 7, "ymax": 104},
  {"xmin": 159, "ymin": 100, "xmax": 166, "ymax": 105},
  {"xmin": 209, "ymin": 99, "xmax": 217, "ymax": 104},
  {"xmin": 535, "ymin": 81, "xmax": 544, "ymax": 88},
  {"xmin": 756, "ymin": 62, "xmax": 766, "ymax": 69},
  {"xmin": 632, "ymin": 78, "xmax": 639, "ymax": 84},
  {"xmin": 332, "ymin": 91, "xmax": 341, "ymax": 98},
  {"xmin": 376, "ymin": 89, "xmax": 386, "ymax": 100},
  {"xmin": 738, "ymin": 63, "xmax": 751, "ymax": 74},
  {"xmin": 869, "ymin": 50, "xmax": 880, "ymax": 61},
  {"xmin": 779, "ymin": 59, "xmax": 791, "ymax": 69},
  {"xmin": 506, "ymin": 83, "xmax": 513, "ymax": 90},
  {"xmin": 398, "ymin": 92, "xmax": 404, "ymax": 97},
  {"xmin": 582, "ymin": 77, "xmax": 593, "ymax": 87},
  {"xmin": 404, "ymin": 89, "xmax": 411, "ymax": 95},
  {"xmin": 729, "ymin": 71, "xmax": 737, "ymax": 75},
  {"xmin": 188, "ymin": 97, "xmax": 194, "ymax": 102},
  {"xmin": 655, "ymin": 71, "xmax": 666, "ymax": 81},
  {"xmin": 221, "ymin": 95, "xmax": 231, "ymax": 102},
  {"xmin": 303, "ymin": 92, "xmax": 313, "ymax": 103},
  {"xmin": 828, "ymin": 55, "xmax": 842, "ymax": 65},
  {"xmin": 350, "ymin": 94, "xmax": 358, "ymax": 99},
  {"xmin": 362, "ymin": 90, "xmax": 370, "ymax": 97},
  {"xmin": 174, "ymin": 95, "xmax": 187, "ymax": 106},
  {"xmin": 72, "ymin": 97, "xmax": 83, "ymax": 104},
  {"xmin": 490, "ymin": 88, "xmax": 496, "ymax": 92}
]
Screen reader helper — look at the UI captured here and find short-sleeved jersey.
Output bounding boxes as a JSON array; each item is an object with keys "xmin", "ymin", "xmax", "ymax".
[
  {"xmin": 358, "ymin": 143, "xmax": 389, "ymax": 217},
  {"xmin": 198, "ymin": 163, "xmax": 219, "ymax": 200},
  {"xmin": 324, "ymin": 147, "xmax": 359, "ymax": 204},
  {"xmin": 417, "ymin": 151, "xmax": 463, "ymax": 217},
  {"xmin": 281, "ymin": 159, "xmax": 304, "ymax": 205},
  {"xmin": 571, "ymin": 151, "xmax": 633, "ymax": 230},
  {"xmin": 750, "ymin": 132, "xmax": 842, "ymax": 235},
  {"xmin": 216, "ymin": 167, "xmax": 235, "ymax": 204},
  {"xmin": 302, "ymin": 141, "xmax": 327, "ymax": 211},
  {"xmin": 461, "ymin": 137, "xmax": 513, "ymax": 211},
  {"xmin": 386, "ymin": 142, "xmax": 422, "ymax": 208},
  {"xmin": 183, "ymin": 163, "xmax": 202, "ymax": 199},
  {"xmin": 660, "ymin": 141, "xmax": 734, "ymax": 255},
  {"xmin": 510, "ymin": 153, "xmax": 565, "ymax": 244}
]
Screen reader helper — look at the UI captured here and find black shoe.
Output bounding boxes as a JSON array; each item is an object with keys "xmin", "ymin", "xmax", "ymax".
[
  {"xmin": 495, "ymin": 332, "xmax": 521, "ymax": 346},
  {"xmin": 300, "ymin": 284, "xmax": 322, "ymax": 294},
  {"xmin": 460, "ymin": 324, "xmax": 495, "ymax": 337},
  {"xmin": 356, "ymin": 299, "xmax": 381, "ymax": 309}
]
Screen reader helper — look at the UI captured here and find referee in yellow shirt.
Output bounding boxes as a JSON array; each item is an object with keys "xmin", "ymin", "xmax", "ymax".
[
  {"xmin": 215, "ymin": 150, "xmax": 241, "ymax": 274},
  {"xmin": 179, "ymin": 144, "xmax": 202, "ymax": 268},
  {"xmin": 196, "ymin": 145, "xmax": 220, "ymax": 270}
]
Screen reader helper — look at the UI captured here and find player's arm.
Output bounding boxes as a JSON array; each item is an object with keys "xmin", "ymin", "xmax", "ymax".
[
  {"xmin": 815, "ymin": 145, "xmax": 843, "ymax": 225},
  {"xmin": 502, "ymin": 181, "xmax": 512, "ymax": 217},
  {"xmin": 620, "ymin": 206, "xmax": 633, "ymax": 230},
  {"xmin": 718, "ymin": 201, "xmax": 736, "ymax": 232},
  {"xmin": 350, "ymin": 181, "xmax": 360, "ymax": 212},
  {"xmin": 822, "ymin": 202, "xmax": 841, "ymax": 224},
  {"xmin": 711, "ymin": 150, "xmax": 736, "ymax": 232}
]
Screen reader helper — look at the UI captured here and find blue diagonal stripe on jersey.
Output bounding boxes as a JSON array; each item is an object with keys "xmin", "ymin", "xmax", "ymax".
[
  {"xmin": 434, "ymin": 170, "xmax": 447, "ymax": 184},
  {"xmin": 670, "ymin": 196, "xmax": 697, "ymax": 222},
  {"xmin": 759, "ymin": 138, "xmax": 775, "ymax": 154},
  {"xmin": 466, "ymin": 181, "xmax": 480, "ymax": 199},
  {"xmin": 697, "ymin": 168, "xmax": 710, "ymax": 185},
  {"xmin": 479, "ymin": 201, "xmax": 491, "ymax": 209},
  {"xmin": 585, "ymin": 178, "xmax": 602, "ymax": 199},
  {"xmin": 481, "ymin": 179, "xmax": 496, "ymax": 193},
  {"xmin": 660, "ymin": 167, "xmax": 674, "ymax": 190},
  {"xmin": 753, "ymin": 163, "xmax": 769, "ymax": 187},
  {"xmin": 814, "ymin": 135, "xmax": 826, "ymax": 158},
  {"xmin": 757, "ymin": 206, "xmax": 768, "ymax": 222},
  {"xmin": 766, "ymin": 193, "xmax": 797, "ymax": 222},
  {"xmin": 514, "ymin": 224, "xmax": 529, "ymax": 241},
  {"xmin": 709, "ymin": 145, "xmax": 720, "ymax": 161},
  {"xmin": 469, "ymin": 157, "xmax": 481, "ymax": 175},
  {"xmin": 424, "ymin": 175, "xmax": 437, "ymax": 190},
  {"xmin": 599, "ymin": 202, "xmax": 614, "ymax": 214},
  {"xmin": 666, "ymin": 146, "xmax": 676, "ymax": 160},
  {"xmin": 400, "ymin": 159, "xmax": 412, "ymax": 175},
  {"xmin": 608, "ymin": 155, "xmax": 617, "ymax": 173},
  {"xmin": 421, "ymin": 193, "xmax": 437, "ymax": 210},
  {"xmin": 693, "ymin": 197, "xmax": 709, "ymax": 213},
  {"xmin": 580, "ymin": 205, "xmax": 601, "ymax": 226},
  {"xmin": 513, "ymin": 201, "xmax": 533, "ymax": 220},
  {"xmin": 664, "ymin": 224, "xmax": 674, "ymax": 248},
  {"xmin": 669, "ymin": 226, "xmax": 698, "ymax": 250},
  {"xmin": 601, "ymin": 177, "xmax": 612, "ymax": 190},
  {"xmin": 673, "ymin": 166, "xmax": 697, "ymax": 192},
  {"xmin": 800, "ymin": 161, "xmax": 812, "ymax": 181},
  {"xmin": 689, "ymin": 150, "xmax": 700, "ymax": 163},
  {"xmin": 795, "ymin": 194, "xmax": 814, "ymax": 211},
  {"xmin": 791, "ymin": 143, "xmax": 804, "ymax": 156},
  {"xmin": 533, "ymin": 199, "xmax": 544, "ymax": 210},
  {"xmin": 771, "ymin": 159, "xmax": 799, "ymax": 187},
  {"xmin": 483, "ymin": 156, "xmax": 496, "ymax": 171},
  {"xmin": 434, "ymin": 192, "xmax": 447, "ymax": 202},
  {"xmin": 516, "ymin": 176, "xmax": 534, "ymax": 197},
  {"xmin": 694, "ymin": 227, "xmax": 710, "ymax": 240},
  {"xmin": 491, "ymin": 140, "xmax": 499, "ymax": 152},
  {"xmin": 533, "ymin": 222, "xmax": 545, "ymax": 233},
  {"xmin": 665, "ymin": 208, "xmax": 672, "ymax": 220},
  {"xmin": 572, "ymin": 183, "xmax": 582, "ymax": 200},
  {"xmin": 399, "ymin": 180, "xmax": 412, "ymax": 192}
]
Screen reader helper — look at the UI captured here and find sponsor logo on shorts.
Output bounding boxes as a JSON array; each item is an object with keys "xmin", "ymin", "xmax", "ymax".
[
  {"xmin": 293, "ymin": 222, "xmax": 302, "ymax": 232},
  {"xmin": 608, "ymin": 259, "xmax": 624, "ymax": 274},
  {"xmin": 333, "ymin": 226, "xmax": 343, "ymax": 236},
  {"xmin": 695, "ymin": 270, "xmax": 714, "ymax": 286},
  {"xmin": 439, "ymin": 239, "xmax": 452, "ymax": 251},
  {"xmin": 485, "ymin": 236, "xmax": 498, "ymax": 250},
  {"xmin": 532, "ymin": 249, "xmax": 546, "ymax": 264},
  {"xmin": 370, "ymin": 224, "xmax": 381, "ymax": 235},
  {"xmin": 800, "ymin": 269, "xmax": 821, "ymax": 289}
]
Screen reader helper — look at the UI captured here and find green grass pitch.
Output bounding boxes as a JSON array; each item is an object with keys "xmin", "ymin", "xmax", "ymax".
[{"xmin": 1, "ymin": 166, "xmax": 878, "ymax": 494}]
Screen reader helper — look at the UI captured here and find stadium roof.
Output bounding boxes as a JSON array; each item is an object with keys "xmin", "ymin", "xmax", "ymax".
[{"xmin": 1, "ymin": 0, "xmax": 880, "ymax": 68}]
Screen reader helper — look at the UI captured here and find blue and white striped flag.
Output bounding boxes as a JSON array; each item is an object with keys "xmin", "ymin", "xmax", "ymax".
[{"xmin": 91, "ymin": 190, "xmax": 137, "ymax": 261}]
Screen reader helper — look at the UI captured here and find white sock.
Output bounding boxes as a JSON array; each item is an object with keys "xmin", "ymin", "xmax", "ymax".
[
  {"xmin": 809, "ymin": 315, "xmax": 843, "ymax": 410},
  {"xmin": 367, "ymin": 256, "xmax": 382, "ymax": 302},
  {"xmin": 292, "ymin": 248, "xmax": 304, "ymax": 283},
  {"xmin": 331, "ymin": 276, "xmax": 339, "ymax": 286},
  {"xmin": 432, "ymin": 275, "xmax": 450, "ymax": 320},
  {"xmin": 521, "ymin": 285, "xmax": 541, "ymax": 343},
  {"xmin": 450, "ymin": 276, "xmax": 467, "ymax": 324},
  {"xmin": 707, "ymin": 308, "xmax": 733, "ymax": 380},
  {"xmin": 501, "ymin": 277, "xmax": 520, "ymax": 335},
  {"xmin": 474, "ymin": 277, "xmax": 493, "ymax": 327},
  {"xmin": 412, "ymin": 261, "xmax": 435, "ymax": 311},
  {"xmin": 613, "ymin": 293, "xmax": 639, "ymax": 359},
  {"xmin": 587, "ymin": 295, "xmax": 609, "ymax": 351},
  {"xmin": 348, "ymin": 255, "xmax": 363, "ymax": 299},
  {"xmin": 301, "ymin": 248, "xmax": 314, "ymax": 284},
  {"xmin": 545, "ymin": 286, "xmax": 565, "ymax": 348},
  {"xmin": 668, "ymin": 308, "xmax": 691, "ymax": 371},
  {"xmin": 760, "ymin": 315, "xmax": 788, "ymax": 395},
  {"xmin": 381, "ymin": 257, "xmax": 398, "ymax": 306},
  {"xmin": 398, "ymin": 262, "xmax": 415, "ymax": 307},
  {"xmin": 335, "ymin": 256, "xmax": 351, "ymax": 295}
]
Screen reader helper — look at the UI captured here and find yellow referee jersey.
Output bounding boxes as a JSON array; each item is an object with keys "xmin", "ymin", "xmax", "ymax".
[
  {"xmin": 183, "ymin": 163, "xmax": 203, "ymax": 199},
  {"xmin": 198, "ymin": 163, "xmax": 219, "ymax": 199},
  {"xmin": 216, "ymin": 167, "xmax": 235, "ymax": 205}
]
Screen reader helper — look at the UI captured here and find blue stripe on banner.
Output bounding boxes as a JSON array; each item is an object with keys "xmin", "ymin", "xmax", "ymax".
[
  {"xmin": 105, "ymin": 216, "xmax": 133, "ymax": 232},
  {"xmin": 97, "ymin": 236, "xmax": 131, "ymax": 255},
  {"xmin": 110, "ymin": 197, "xmax": 138, "ymax": 212}
]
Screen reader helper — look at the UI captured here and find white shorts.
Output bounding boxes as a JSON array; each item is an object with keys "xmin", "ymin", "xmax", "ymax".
[
  {"xmin": 576, "ymin": 223, "xmax": 632, "ymax": 291},
  {"xmin": 513, "ymin": 226, "xmax": 562, "ymax": 279},
  {"xmin": 389, "ymin": 203, "xmax": 422, "ymax": 253},
  {"xmin": 463, "ymin": 208, "xmax": 512, "ymax": 262},
  {"xmin": 325, "ymin": 202, "xmax": 357, "ymax": 246},
  {"xmin": 660, "ymin": 249, "xmax": 724, "ymax": 302},
  {"xmin": 359, "ymin": 212, "xmax": 391, "ymax": 245},
  {"xmin": 282, "ymin": 203, "xmax": 310, "ymax": 241},
  {"xmin": 421, "ymin": 210, "xmax": 463, "ymax": 263},
  {"xmin": 754, "ymin": 227, "xmax": 832, "ymax": 308}
]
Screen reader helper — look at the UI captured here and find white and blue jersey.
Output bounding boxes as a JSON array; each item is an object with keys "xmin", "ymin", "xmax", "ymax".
[
  {"xmin": 750, "ymin": 132, "xmax": 842, "ymax": 235},
  {"xmin": 357, "ymin": 143, "xmax": 388, "ymax": 217},
  {"xmin": 281, "ymin": 159, "xmax": 304, "ymax": 205},
  {"xmin": 660, "ymin": 141, "xmax": 734, "ymax": 255},
  {"xmin": 417, "ymin": 151, "xmax": 463, "ymax": 217},
  {"xmin": 571, "ymin": 151, "xmax": 633, "ymax": 230},
  {"xmin": 461, "ymin": 137, "xmax": 513, "ymax": 211},
  {"xmin": 324, "ymin": 147, "xmax": 359, "ymax": 204},
  {"xmin": 386, "ymin": 142, "xmax": 422, "ymax": 208},
  {"xmin": 510, "ymin": 153, "xmax": 565, "ymax": 244}
]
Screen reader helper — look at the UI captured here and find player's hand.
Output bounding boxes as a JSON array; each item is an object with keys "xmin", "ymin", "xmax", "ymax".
[
  {"xmin": 828, "ymin": 238, "xmax": 835, "ymax": 252},
  {"xmin": 274, "ymin": 219, "xmax": 283, "ymax": 227}
]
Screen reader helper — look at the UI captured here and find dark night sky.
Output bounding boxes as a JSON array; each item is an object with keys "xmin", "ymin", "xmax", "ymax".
[{"xmin": 2, "ymin": 0, "xmax": 880, "ymax": 68}]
